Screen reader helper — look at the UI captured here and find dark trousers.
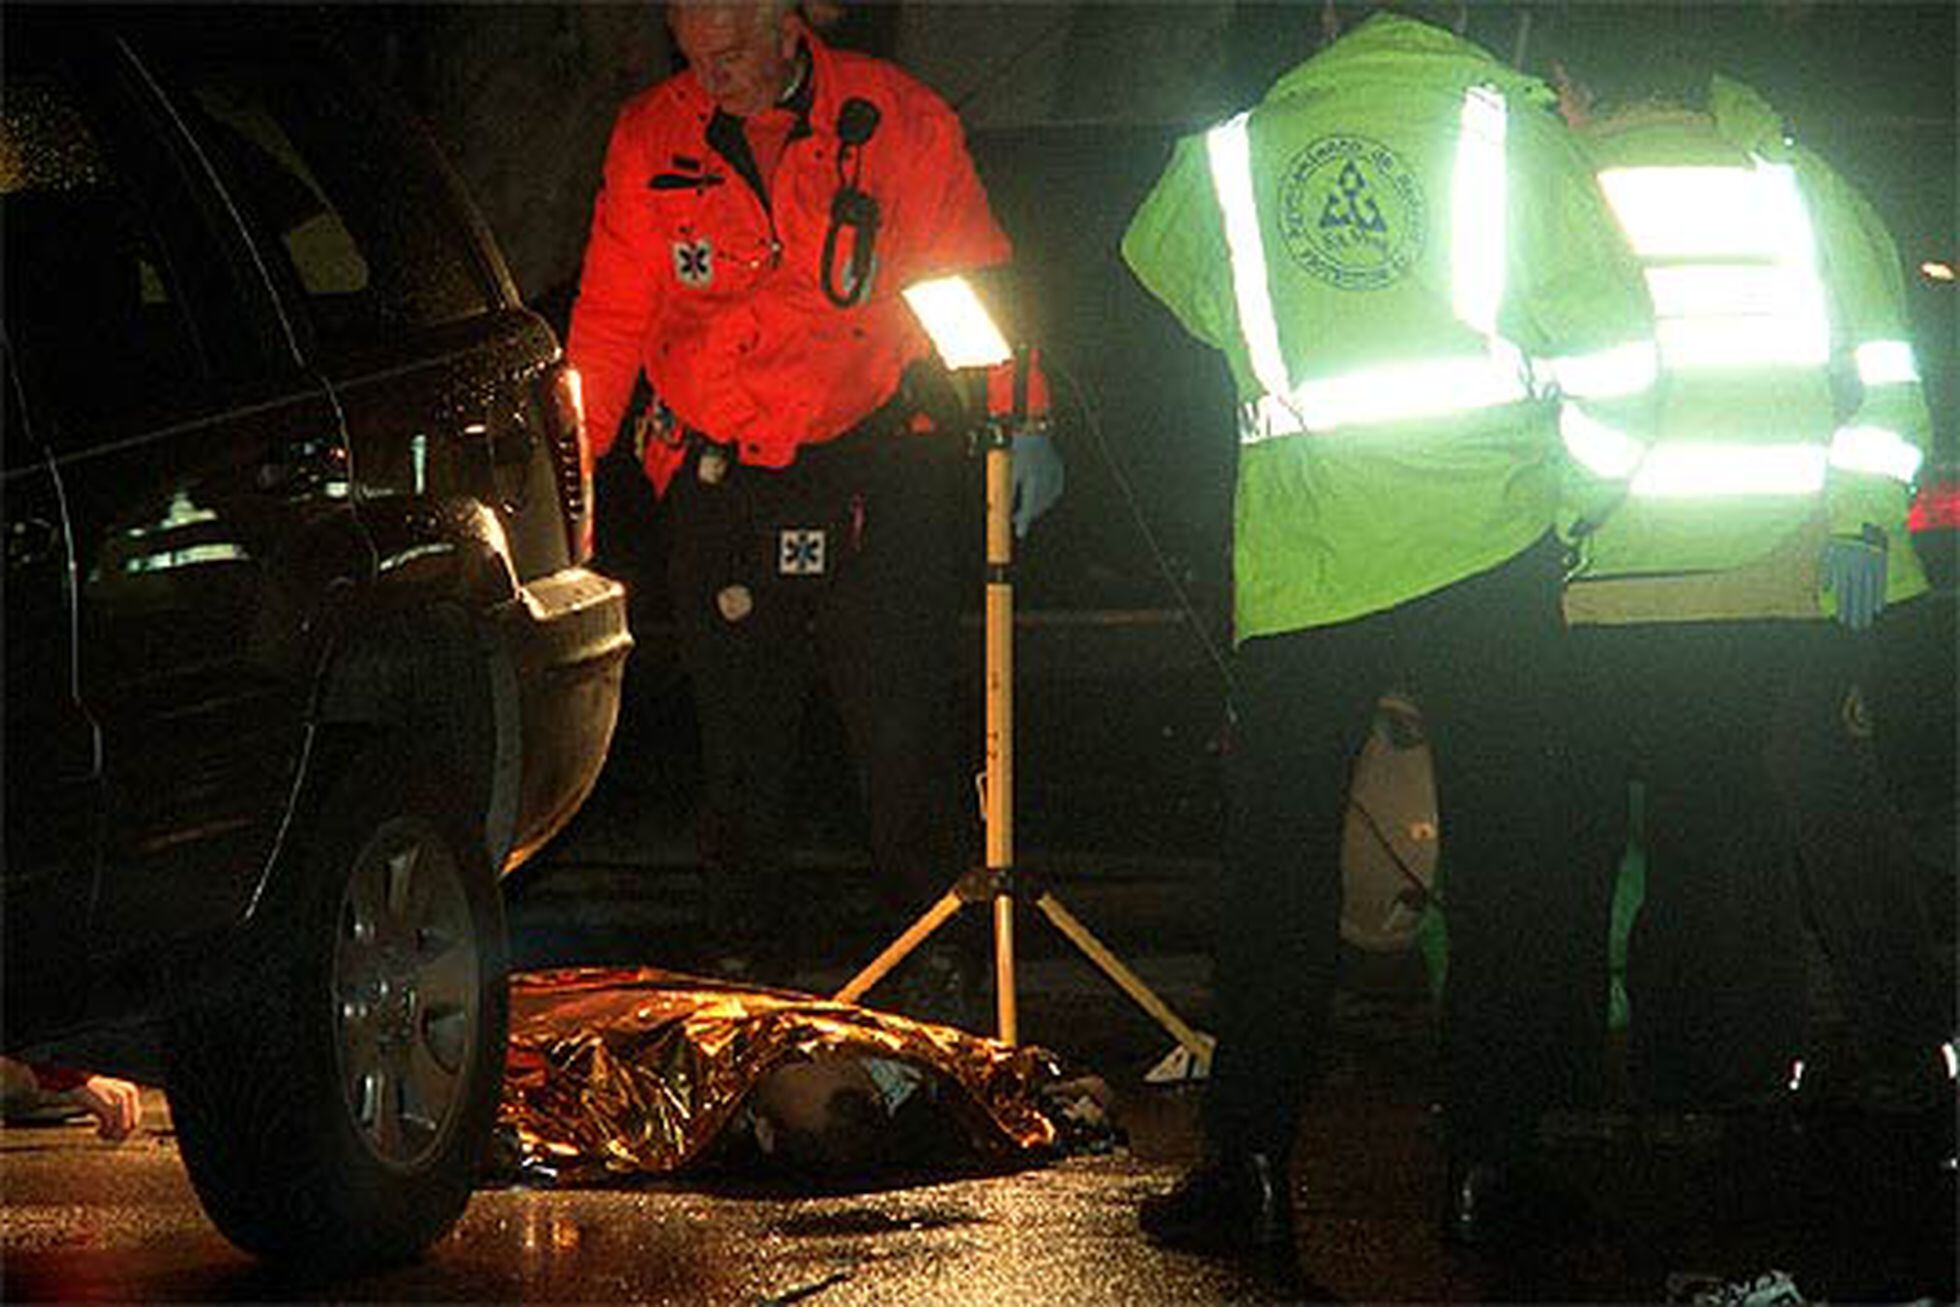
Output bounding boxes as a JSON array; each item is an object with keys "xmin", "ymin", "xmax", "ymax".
[
  {"xmin": 665, "ymin": 427, "xmax": 971, "ymax": 942},
  {"xmin": 1204, "ymin": 535, "xmax": 1587, "ymax": 1163},
  {"xmin": 1767, "ymin": 621, "xmax": 1952, "ymax": 1069},
  {"xmin": 1569, "ymin": 621, "xmax": 1808, "ymax": 1106}
]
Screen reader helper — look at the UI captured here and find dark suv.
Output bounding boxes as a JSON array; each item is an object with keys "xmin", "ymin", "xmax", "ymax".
[{"xmin": 2, "ymin": 10, "xmax": 629, "ymax": 1264}]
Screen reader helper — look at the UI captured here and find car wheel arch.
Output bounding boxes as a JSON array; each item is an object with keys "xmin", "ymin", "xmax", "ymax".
[{"xmin": 306, "ymin": 601, "xmax": 521, "ymax": 874}]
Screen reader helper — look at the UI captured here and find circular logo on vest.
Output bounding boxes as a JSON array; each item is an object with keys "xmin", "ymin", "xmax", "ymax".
[{"xmin": 1278, "ymin": 135, "xmax": 1426, "ymax": 291}]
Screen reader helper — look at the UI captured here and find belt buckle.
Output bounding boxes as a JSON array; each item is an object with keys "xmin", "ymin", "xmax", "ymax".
[{"xmin": 697, "ymin": 443, "xmax": 729, "ymax": 485}]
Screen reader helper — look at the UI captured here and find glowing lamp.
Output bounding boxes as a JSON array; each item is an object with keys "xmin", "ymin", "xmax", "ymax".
[{"xmin": 901, "ymin": 275, "xmax": 1012, "ymax": 370}]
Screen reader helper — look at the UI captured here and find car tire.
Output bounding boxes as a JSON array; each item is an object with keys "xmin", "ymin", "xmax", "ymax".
[{"xmin": 165, "ymin": 743, "xmax": 509, "ymax": 1267}]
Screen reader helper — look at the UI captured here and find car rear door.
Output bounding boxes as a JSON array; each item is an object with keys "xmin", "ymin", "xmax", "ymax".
[
  {"xmin": 137, "ymin": 23, "xmax": 579, "ymax": 589},
  {"xmin": 3, "ymin": 14, "xmax": 365, "ymax": 961},
  {"xmin": 1, "ymin": 342, "xmax": 95, "ymax": 1027}
]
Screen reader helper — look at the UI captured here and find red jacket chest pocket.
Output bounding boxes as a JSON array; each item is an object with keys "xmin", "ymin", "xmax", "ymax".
[
  {"xmin": 644, "ymin": 181, "xmax": 770, "ymax": 295},
  {"xmin": 769, "ymin": 155, "xmax": 845, "ymax": 284}
]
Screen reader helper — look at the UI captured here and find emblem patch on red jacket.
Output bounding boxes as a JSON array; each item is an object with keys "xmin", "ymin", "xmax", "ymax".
[
  {"xmin": 778, "ymin": 529, "xmax": 827, "ymax": 576},
  {"xmin": 674, "ymin": 239, "xmax": 714, "ymax": 287}
]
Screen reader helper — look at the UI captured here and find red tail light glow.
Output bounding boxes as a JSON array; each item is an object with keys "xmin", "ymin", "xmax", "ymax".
[
  {"xmin": 549, "ymin": 364, "xmax": 594, "ymax": 563},
  {"xmin": 1908, "ymin": 478, "xmax": 1959, "ymax": 534}
]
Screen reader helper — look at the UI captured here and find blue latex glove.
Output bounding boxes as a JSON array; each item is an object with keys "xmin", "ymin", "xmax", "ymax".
[
  {"xmin": 1819, "ymin": 527, "xmax": 1887, "ymax": 631},
  {"xmin": 1011, "ymin": 430, "xmax": 1064, "ymax": 539}
]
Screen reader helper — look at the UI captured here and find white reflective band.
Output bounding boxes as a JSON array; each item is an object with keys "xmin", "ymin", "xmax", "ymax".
[
  {"xmin": 1656, "ymin": 314, "xmax": 1831, "ymax": 370},
  {"xmin": 1560, "ymin": 406, "xmax": 1646, "ymax": 479},
  {"xmin": 1629, "ymin": 442, "xmax": 1828, "ymax": 498},
  {"xmin": 1541, "ymin": 340, "xmax": 1659, "ymax": 400},
  {"xmin": 1753, "ymin": 158, "xmax": 1820, "ymax": 269},
  {"xmin": 1729, "ymin": 160, "xmax": 1826, "ymax": 368},
  {"xmin": 1238, "ymin": 351, "xmax": 1532, "ymax": 443},
  {"xmin": 1829, "ymin": 425, "xmax": 1923, "ymax": 483},
  {"xmin": 1600, "ymin": 166, "xmax": 1793, "ymax": 258},
  {"xmin": 1209, "ymin": 87, "xmax": 1532, "ymax": 446},
  {"xmin": 1206, "ymin": 113, "xmax": 1293, "ymax": 402},
  {"xmin": 1645, "ymin": 264, "xmax": 1813, "ymax": 321},
  {"xmin": 1451, "ymin": 85, "xmax": 1507, "ymax": 337},
  {"xmin": 1604, "ymin": 160, "xmax": 1831, "ymax": 373},
  {"xmin": 1854, "ymin": 339, "xmax": 1920, "ymax": 387}
]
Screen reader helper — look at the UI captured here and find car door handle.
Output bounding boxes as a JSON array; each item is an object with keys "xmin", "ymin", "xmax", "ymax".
[
  {"xmin": 7, "ymin": 515, "xmax": 59, "ymax": 568},
  {"xmin": 464, "ymin": 413, "xmax": 534, "ymax": 467},
  {"xmin": 256, "ymin": 439, "xmax": 346, "ymax": 493}
]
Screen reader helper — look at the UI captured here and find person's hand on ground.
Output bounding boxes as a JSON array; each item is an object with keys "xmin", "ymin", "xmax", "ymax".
[{"xmin": 67, "ymin": 1075, "xmax": 142, "ymax": 1141}]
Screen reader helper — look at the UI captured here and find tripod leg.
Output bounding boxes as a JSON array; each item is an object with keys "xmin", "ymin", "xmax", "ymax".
[
  {"xmin": 833, "ymin": 890, "xmax": 964, "ymax": 1005},
  {"xmin": 1034, "ymin": 892, "xmax": 1215, "ymax": 1061},
  {"xmin": 994, "ymin": 894, "xmax": 1017, "ymax": 1043}
]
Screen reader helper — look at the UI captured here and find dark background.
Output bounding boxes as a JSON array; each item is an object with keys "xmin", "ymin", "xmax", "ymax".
[
  {"xmin": 319, "ymin": 0, "xmax": 1955, "ymax": 613},
  {"xmin": 318, "ymin": 2, "xmax": 1955, "ymax": 871}
]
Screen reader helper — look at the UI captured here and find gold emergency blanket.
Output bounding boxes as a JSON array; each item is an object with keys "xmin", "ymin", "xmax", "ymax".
[{"xmin": 497, "ymin": 967, "xmax": 1063, "ymax": 1184}]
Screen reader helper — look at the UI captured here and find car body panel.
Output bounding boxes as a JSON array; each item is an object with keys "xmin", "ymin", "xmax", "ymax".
[
  {"xmin": 71, "ymin": 386, "xmax": 362, "ymax": 958},
  {"xmin": 2, "ymin": 409, "xmax": 98, "ymax": 1025},
  {"xmin": 1, "ymin": 8, "xmax": 628, "ymax": 1067}
]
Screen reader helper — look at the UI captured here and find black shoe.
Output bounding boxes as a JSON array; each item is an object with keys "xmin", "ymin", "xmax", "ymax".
[
  {"xmin": 1441, "ymin": 1157, "xmax": 1573, "ymax": 1250},
  {"xmin": 1140, "ymin": 1152, "xmax": 1295, "ymax": 1253}
]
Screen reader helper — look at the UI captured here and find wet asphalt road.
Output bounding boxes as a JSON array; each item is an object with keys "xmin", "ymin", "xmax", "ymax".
[
  {"xmin": 5, "ymin": 673, "xmax": 1953, "ymax": 1302},
  {"xmin": 1, "ymin": 1097, "xmax": 1273, "ymax": 1305},
  {"xmin": 4, "ymin": 968, "xmax": 1953, "ymax": 1305}
]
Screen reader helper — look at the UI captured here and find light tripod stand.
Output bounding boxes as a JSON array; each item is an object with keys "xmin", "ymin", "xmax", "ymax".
[{"xmin": 830, "ymin": 371, "xmax": 1214, "ymax": 1076}]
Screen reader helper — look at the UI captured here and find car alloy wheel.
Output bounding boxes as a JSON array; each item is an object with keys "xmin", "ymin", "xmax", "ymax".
[
  {"xmin": 334, "ymin": 813, "xmax": 482, "ymax": 1170},
  {"xmin": 165, "ymin": 741, "xmax": 508, "ymax": 1266}
]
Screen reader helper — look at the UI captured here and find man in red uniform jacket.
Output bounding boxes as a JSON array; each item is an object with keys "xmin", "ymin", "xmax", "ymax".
[{"xmin": 569, "ymin": 1, "xmax": 1060, "ymax": 1001}]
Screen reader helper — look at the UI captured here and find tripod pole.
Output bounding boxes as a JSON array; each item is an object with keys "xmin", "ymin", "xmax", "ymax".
[
  {"xmin": 983, "ymin": 422, "xmax": 1019, "ymax": 1043},
  {"xmin": 830, "ymin": 420, "xmax": 1020, "ymax": 1041},
  {"xmin": 831, "ymin": 360, "xmax": 1212, "ymax": 1073}
]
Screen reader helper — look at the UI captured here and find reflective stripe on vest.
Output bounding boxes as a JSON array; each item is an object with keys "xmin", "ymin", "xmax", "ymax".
[
  {"xmin": 1596, "ymin": 158, "xmax": 1921, "ymax": 498},
  {"xmin": 1827, "ymin": 337, "xmax": 1924, "ymax": 484},
  {"xmin": 1561, "ymin": 404, "xmax": 1646, "ymax": 480},
  {"xmin": 1597, "ymin": 159, "xmax": 1830, "ymax": 372},
  {"xmin": 1853, "ymin": 339, "xmax": 1919, "ymax": 387},
  {"xmin": 1235, "ymin": 348, "xmax": 1532, "ymax": 441},
  {"xmin": 1829, "ymin": 425, "xmax": 1923, "ymax": 483},
  {"xmin": 1208, "ymin": 86, "xmax": 1538, "ymax": 444},
  {"xmin": 1205, "ymin": 111, "xmax": 1291, "ymax": 404},
  {"xmin": 1451, "ymin": 85, "xmax": 1506, "ymax": 337},
  {"xmin": 1538, "ymin": 340, "xmax": 1660, "ymax": 400},
  {"xmin": 1826, "ymin": 337, "xmax": 1920, "ymax": 485},
  {"xmin": 1629, "ymin": 442, "xmax": 1828, "ymax": 498}
]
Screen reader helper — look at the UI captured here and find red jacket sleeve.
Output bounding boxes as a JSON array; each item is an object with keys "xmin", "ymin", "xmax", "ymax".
[
  {"xmin": 880, "ymin": 87, "xmax": 1012, "ymax": 285},
  {"xmin": 567, "ymin": 101, "xmax": 664, "ymax": 466}
]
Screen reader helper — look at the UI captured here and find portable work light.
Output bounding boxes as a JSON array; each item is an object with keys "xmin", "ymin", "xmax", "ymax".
[
  {"xmin": 900, "ymin": 274, "xmax": 1012, "ymax": 370},
  {"xmin": 838, "ymin": 271, "xmax": 1214, "ymax": 1081}
]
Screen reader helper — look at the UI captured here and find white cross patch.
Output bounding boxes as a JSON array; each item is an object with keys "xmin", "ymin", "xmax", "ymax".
[
  {"xmin": 673, "ymin": 238, "xmax": 714, "ymax": 287},
  {"xmin": 778, "ymin": 528, "xmax": 826, "ymax": 576}
]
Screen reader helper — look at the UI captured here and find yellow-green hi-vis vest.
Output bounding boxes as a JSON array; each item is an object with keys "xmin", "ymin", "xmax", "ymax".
[
  {"xmin": 1565, "ymin": 76, "xmax": 1930, "ymax": 626},
  {"xmin": 1121, "ymin": 13, "xmax": 1657, "ymax": 640}
]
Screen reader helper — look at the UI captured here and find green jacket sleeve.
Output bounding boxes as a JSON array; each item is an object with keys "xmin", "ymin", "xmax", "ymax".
[
  {"xmin": 1803, "ymin": 148, "xmax": 1931, "ymax": 581},
  {"xmin": 1509, "ymin": 107, "xmax": 1658, "ymax": 530},
  {"xmin": 1121, "ymin": 134, "xmax": 1254, "ymax": 399}
]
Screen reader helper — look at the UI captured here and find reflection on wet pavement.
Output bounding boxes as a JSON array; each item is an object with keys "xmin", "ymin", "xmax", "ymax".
[{"xmin": 2, "ymin": 981, "xmax": 1953, "ymax": 1303}]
